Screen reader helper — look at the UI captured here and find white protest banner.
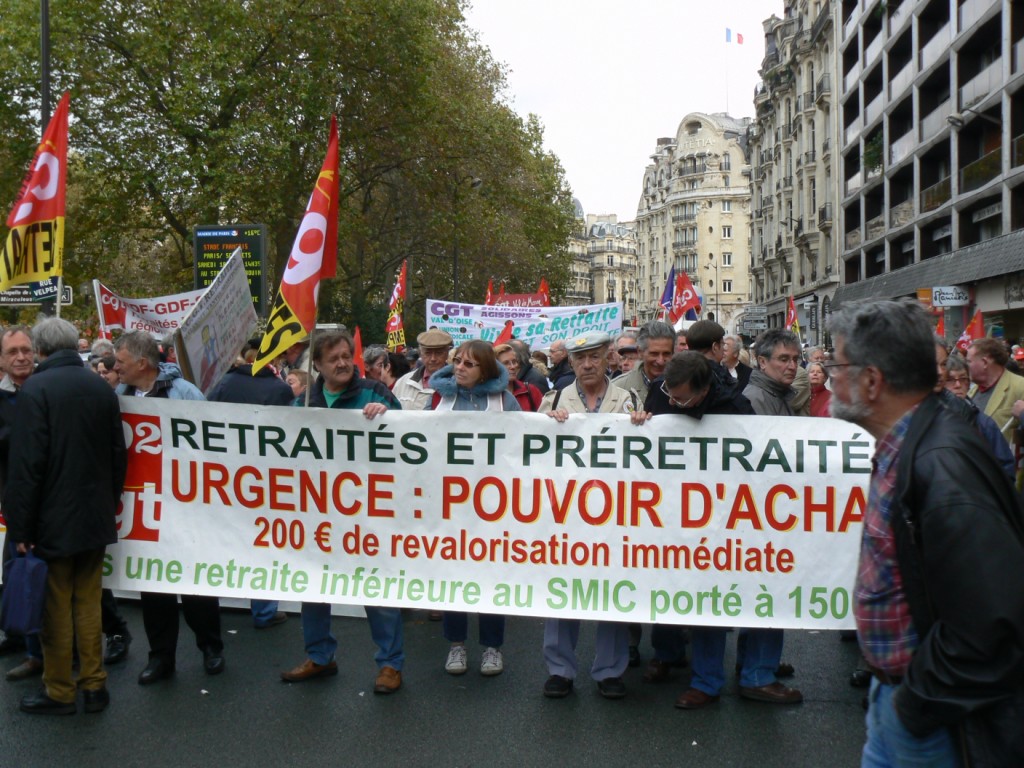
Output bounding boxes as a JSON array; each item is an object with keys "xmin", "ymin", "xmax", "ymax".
[
  {"xmin": 111, "ymin": 398, "xmax": 871, "ymax": 629},
  {"xmin": 175, "ymin": 248, "xmax": 259, "ymax": 395},
  {"xmin": 425, "ymin": 299, "xmax": 623, "ymax": 348},
  {"xmin": 93, "ymin": 280, "xmax": 206, "ymax": 337}
]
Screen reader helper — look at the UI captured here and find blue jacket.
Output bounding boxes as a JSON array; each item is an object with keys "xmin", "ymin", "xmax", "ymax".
[
  {"xmin": 427, "ymin": 364, "xmax": 520, "ymax": 411},
  {"xmin": 117, "ymin": 362, "xmax": 204, "ymax": 401}
]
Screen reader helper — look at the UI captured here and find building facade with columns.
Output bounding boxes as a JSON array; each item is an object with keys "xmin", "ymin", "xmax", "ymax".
[
  {"xmin": 564, "ymin": 204, "xmax": 638, "ymax": 323},
  {"xmin": 634, "ymin": 113, "xmax": 753, "ymax": 333},
  {"xmin": 748, "ymin": 1, "xmax": 841, "ymax": 346}
]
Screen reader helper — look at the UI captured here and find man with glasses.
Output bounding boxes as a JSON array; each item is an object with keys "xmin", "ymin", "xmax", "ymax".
[
  {"xmin": 639, "ymin": 352, "xmax": 754, "ymax": 703},
  {"xmin": 392, "ymin": 329, "xmax": 453, "ymax": 411}
]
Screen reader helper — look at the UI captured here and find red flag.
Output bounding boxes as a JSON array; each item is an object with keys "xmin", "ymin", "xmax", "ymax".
[
  {"xmin": 670, "ymin": 271, "xmax": 701, "ymax": 322},
  {"xmin": 485, "ymin": 279, "xmax": 494, "ymax": 305},
  {"xmin": 352, "ymin": 326, "xmax": 364, "ymax": 377},
  {"xmin": 2, "ymin": 91, "xmax": 70, "ymax": 290},
  {"xmin": 955, "ymin": 310, "xmax": 984, "ymax": 353},
  {"xmin": 785, "ymin": 296, "xmax": 798, "ymax": 330},
  {"xmin": 936, "ymin": 316, "xmax": 945, "ymax": 337},
  {"xmin": 254, "ymin": 116, "xmax": 339, "ymax": 373},
  {"xmin": 497, "ymin": 282, "xmax": 506, "ymax": 301},
  {"xmin": 537, "ymin": 278, "xmax": 551, "ymax": 306},
  {"xmin": 385, "ymin": 260, "xmax": 407, "ymax": 352},
  {"xmin": 494, "ymin": 320, "xmax": 515, "ymax": 346}
]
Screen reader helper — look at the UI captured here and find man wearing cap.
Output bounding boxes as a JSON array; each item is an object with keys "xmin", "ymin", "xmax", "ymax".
[
  {"xmin": 538, "ymin": 331, "xmax": 641, "ymax": 700},
  {"xmin": 392, "ymin": 329, "xmax": 453, "ymax": 411},
  {"xmin": 613, "ymin": 334, "xmax": 638, "ymax": 378}
]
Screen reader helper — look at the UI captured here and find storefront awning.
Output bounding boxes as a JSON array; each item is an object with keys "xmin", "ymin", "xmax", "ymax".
[{"xmin": 831, "ymin": 229, "xmax": 1024, "ymax": 307}]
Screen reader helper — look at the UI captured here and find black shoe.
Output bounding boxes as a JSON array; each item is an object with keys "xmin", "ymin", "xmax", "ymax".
[
  {"xmin": 597, "ymin": 676, "xmax": 627, "ymax": 699},
  {"xmin": 138, "ymin": 657, "xmax": 174, "ymax": 685},
  {"xmin": 203, "ymin": 648, "xmax": 225, "ymax": 676},
  {"xmin": 255, "ymin": 611, "xmax": 288, "ymax": 629},
  {"xmin": 543, "ymin": 675, "xmax": 573, "ymax": 698},
  {"xmin": 104, "ymin": 633, "xmax": 131, "ymax": 665},
  {"xmin": 83, "ymin": 687, "xmax": 110, "ymax": 713},
  {"xmin": 628, "ymin": 645, "xmax": 641, "ymax": 668},
  {"xmin": 20, "ymin": 689, "xmax": 76, "ymax": 715},
  {"xmin": 0, "ymin": 635, "xmax": 27, "ymax": 657},
  {"xmin": 850, "ymin": 669, "xmax": 871, "ymax": 688}
]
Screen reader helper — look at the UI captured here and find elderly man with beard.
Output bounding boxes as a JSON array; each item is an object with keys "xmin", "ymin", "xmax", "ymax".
[{"xmin": 828, "ymin": 299, "xmax": 1024, "ymax": 767}]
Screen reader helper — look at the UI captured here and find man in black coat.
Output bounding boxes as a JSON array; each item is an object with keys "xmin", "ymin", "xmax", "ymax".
[
  {"xmin": 4, "ymin": 318, "xmax": 127, "ymax": 715},
  {"xmin": 207, "ymin": 349, "xmax": 294, "ymax": 629}
]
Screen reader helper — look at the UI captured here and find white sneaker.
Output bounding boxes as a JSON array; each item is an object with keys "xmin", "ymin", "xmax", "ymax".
[
  {"xmin": 445, "ymin": 645, "xmax": 468, "ymax": 675},
  {"xmin": 480, "ymin": 647, "xmax": 504, "ymax": 676}
]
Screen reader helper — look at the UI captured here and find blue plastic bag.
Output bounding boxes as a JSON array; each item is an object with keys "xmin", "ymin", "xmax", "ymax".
[{"xmin": 1, "ymin": 550, "xmax": 48, "ymax": 636}]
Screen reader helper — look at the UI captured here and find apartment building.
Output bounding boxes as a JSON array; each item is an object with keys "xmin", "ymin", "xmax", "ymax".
[
  {"xmin": 564, "ymin": 204, "xmax": 639, "ymax": 323},
  {"xmin": 634, "ymin": 113, "xmax": 753, "ymax": 332},
  {"xmin": 749, "ymin": 1, "xmax": 841, "ymax": 344},
  {"xmin": 835, "ymin": 0, "xmax": 1024, "ymax": 340}
]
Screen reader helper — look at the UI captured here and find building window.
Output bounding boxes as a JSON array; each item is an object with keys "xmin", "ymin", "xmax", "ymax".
[
  {"xmin": 722, "ymin": 200, "xmax": 732, "ymax": 212},
  {"xmin": 722, "ymin": 153, "xmax": 731, "ymax": 170},
  {"xmin": 722, "ymin": 226, "xmax": 733, "ymax": 239},
  {"xmin": 607, "ymin": 255, "xmax": 614, "ymax": 266},
  {"xmin": 723, "ymin": 280, "xmax": 733, "ymax": 293},
  {"xmin": 724, "ymin": 176, "xmax": 730, "ymax": 187},
  {"xmin": 722, "ymin": 252, "xmax": 732, "ymax": 266}
]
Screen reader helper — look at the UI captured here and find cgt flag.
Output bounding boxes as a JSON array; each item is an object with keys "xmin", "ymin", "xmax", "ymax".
[
  {"xmin": 670, "ymin": 270, "xmax": 701, "ymax": 323},
  {"xmin": 786, "ymin": 296, "xmax": 802, "ymax": 338},
  {"xmin": 955, "ymin": 310, "xmax": 984, "ymax": 353},
  {"xmin": 1, "ymin": 91, "xmax": 70, "ymax": 291},
  {"xmin": 253, "ymin": 116, "xmax": 339, "ymax": 374},
  {"xmin": 385, "ymin": 260, "xmax": 407, "ymax": 352}
]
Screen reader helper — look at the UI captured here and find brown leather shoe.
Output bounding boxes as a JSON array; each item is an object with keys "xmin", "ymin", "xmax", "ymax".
[
  {"xmin": 373, "ymin": 666, "xmax": 402, "ymax": 694},
  {"xmin": 280, "ymin": 659, "xmax": 338, "ymax": 682},
  {"xmin": 738, "ymin": 681, "xmax": 803, "ymax": 704},
  {"xmin": 642, "ymin": 658, "xmax": 672, "ymax": 683},
  {"xmin": 674, "ymin": 687, "xmax": 720, "ymax": 709},
  {"xmin": 6, "ymin": 657, "xmax": 43, "ymax": 681}
]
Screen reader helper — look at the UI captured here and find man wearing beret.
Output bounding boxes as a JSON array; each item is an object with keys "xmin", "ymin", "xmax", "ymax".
[{"xmin": 392, "ymin": 329, "xmax": 453, "ymax": 411}]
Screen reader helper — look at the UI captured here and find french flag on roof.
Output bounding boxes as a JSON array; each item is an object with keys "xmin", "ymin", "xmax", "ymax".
[{"xmin": 725, "ymin": 27, "xmax": 743, "ymax": 44}]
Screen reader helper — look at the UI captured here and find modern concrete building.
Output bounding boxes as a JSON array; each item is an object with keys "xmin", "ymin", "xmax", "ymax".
[
  {"xmin": 634, "ymin": 113, "xmax": 753, "ymax": 332},
  {"xmin": 834, "ymin": 0, "xmax": 1024, "ymax": 341},
  {"xmin": 749, "ymin": 1, "xmax": 841, "ymax": 345}
]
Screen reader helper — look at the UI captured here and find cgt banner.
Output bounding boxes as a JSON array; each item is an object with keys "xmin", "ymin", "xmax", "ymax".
[
  {"xmin": 111, "ymin": 398, "xmax": 871, "ymax": 629},
  {"xmin": 426, "ymin": 299, "xmax": 623, "ymax": 348}
]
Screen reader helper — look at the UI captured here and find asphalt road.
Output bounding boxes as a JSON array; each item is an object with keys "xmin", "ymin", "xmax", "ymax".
[{"xmin": 0, "ymin": 604, "xmax": 867, "ymax": 767}]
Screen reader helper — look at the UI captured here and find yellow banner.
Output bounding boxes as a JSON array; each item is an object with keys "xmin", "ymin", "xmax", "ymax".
[
  {"xmin": 252, "ymin": 291, "xmax": 307, "ymax": 374},
  {"xmin": 0, "ymin": 216, "xmax": 64, "ymax": 290}
]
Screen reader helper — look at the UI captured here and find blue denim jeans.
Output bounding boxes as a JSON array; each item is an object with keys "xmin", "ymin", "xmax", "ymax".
[
  {"xmin": 689, "ymin": 627, "xmax": 783, "ymax": 694},
  {"xmin": 300, "ymin": 603, "xmax": 404, "ymax": 670},
  {"xmin": 251, "ymin": 600, "xmax": 280, "ymax": 627},
  {"xmin": 442, "ymin": 612, "xmax": 504, "ymax": 647},
  {"xmin": 862, "ymin": 679, "xmax": 960, "ymax": 767}
]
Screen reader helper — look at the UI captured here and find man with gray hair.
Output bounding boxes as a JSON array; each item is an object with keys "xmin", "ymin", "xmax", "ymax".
[
  {"xmin": 509, "ymin": 338, "xmax": 550, "ymax": 394},
  {"xmin": 829, "ymin": 299, "xmax": 1024, "ymax": 766},
  {"xmin": 613, "ymin": 320, "xmax": 676, "ymax": 406},
  {"xmin": 4, "ymin": 318, "xmax": 126, "ymax": 714},
  {"xmin": 114, "ymin": 331, "xmax": 225, "ymax": 685}
]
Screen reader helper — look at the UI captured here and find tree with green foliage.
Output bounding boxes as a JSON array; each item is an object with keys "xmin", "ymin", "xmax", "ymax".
[{"xmin": 0, "ymin": 0, "xmax": 575, "ymax": 339}]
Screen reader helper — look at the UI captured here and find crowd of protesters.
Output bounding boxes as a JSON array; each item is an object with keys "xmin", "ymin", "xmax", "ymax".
[{"xmin": 1, "ymin": 308, "xmax": 1022, "ymax": 766}]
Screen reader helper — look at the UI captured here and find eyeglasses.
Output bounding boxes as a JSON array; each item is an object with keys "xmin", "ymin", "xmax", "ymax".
[
  {"xmin": 661, "ymin": 381, "xmax": 703, "ymax": 409},
  {"xmin": 946, "ymin": 375, "xmax": 970, "ymax": 386},
  {"xmin": 452, "ymin": 357, "xmax": 479, "ymax": 369}
]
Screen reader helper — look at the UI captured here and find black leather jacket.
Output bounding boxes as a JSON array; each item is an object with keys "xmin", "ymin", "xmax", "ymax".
[{"xmin": 891, "ymin": 395, "xmax": 1024, "ymax": 767}]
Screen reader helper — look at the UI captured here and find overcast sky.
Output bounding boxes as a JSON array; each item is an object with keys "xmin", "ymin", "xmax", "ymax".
[{"xmin": 464, "ymin": 0, "xmax": 782, "ymax": 223}]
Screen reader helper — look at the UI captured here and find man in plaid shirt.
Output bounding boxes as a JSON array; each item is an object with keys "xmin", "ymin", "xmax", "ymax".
[{"xmin": 828, "ymin": 299, "xmax": 1024, "ymax": 767}]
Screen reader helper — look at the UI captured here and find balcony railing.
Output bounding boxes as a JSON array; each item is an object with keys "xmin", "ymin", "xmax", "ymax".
[
  {"xmin": 865, "ymin": 213, "xmax": 886, "ymax": 242},
  {"xmin": 959, "ymin": 59, "xmax": 1001, "ymax": 109},
  {"xmin": 888, "ymin": 62, "xmax": 913, "ymax": 99},
  {"xmin": 864, "ymin": 34, "xmax": 883, "ymax": 65},
  {"xmin": 889, "ymin": 199, "xmax": 914, "ymax": 228},
  {"xmin": 958, "ymin": 0, "xmax": 999, "ymax": 33},
  {"xmin": 816, "ymin": 73, "xmax": 831, "ymax": 102},
  {"xmin": 920, "ymin": 99, "xmax": 951, "ymax": 142},
  {"xmin": 919, "ymin": 23, "xmax": 950, "ymax": 71},
  {"xmin": 890, "ymin": 130, "xmax": 915, "ymax": 165},
  {"xmin": 818, "ymin": 203, "xmax": 833, "ymax": 228},
  {"xmin": 811, "ymin": 6, "xmax": 831, "ymax": 42},
  {"xmin": 822, "ymin": 137, "xmax": 832, "ymax": 156},
  {"xmin": 959, "ymin": 147, "xmax": 1001, "ymax": 192},
  {"xmin": 920, "ymin": 176, "xmax": 951, "ymax": 212},
  {"xmin": 845, "ymin": 171, "xmax": 863, "ymax": 196},
  {"xmin": 864, "ymin": 92, "xmax": 884, "ymax": 126},
  {"xmin": 804, "ymin": 150, "xmax": 816, "ymax": 164},
  {"xmin": 1014, "ymin": 134, "xmax": 1024, "ymax": 167},
  {"xmin": 803, "ymin": 91, "xmax": 815, "ymax": 111}
]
